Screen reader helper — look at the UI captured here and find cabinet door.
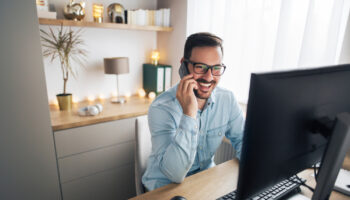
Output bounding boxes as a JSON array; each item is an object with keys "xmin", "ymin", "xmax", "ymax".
[
  {"xmin": 54, "ymin": 118, "xmax": 135, "ymax": 158},
  {"xmin": 54, "ymin": 117, "xmax": 140, "ymax": 200},
  {"xmin": 58, "ymin": 141, "xmax": 134, "ymax": 183},
  {"xmin": 61, "ymin": 163, "xmax": 135, "ymax": 200}
]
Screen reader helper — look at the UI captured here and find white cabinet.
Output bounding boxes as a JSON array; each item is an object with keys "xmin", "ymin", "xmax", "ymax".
[{"xmin": 54, "ymin": 117, "xmax": 138, "ymax": 200}]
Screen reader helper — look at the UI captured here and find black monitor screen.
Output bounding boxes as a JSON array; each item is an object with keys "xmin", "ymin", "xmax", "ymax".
[{"xmin": 236, "ymin": 64, "xmax": 350, "ymax": 199}]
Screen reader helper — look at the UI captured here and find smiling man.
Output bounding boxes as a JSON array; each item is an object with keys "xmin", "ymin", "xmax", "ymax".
[{"xmin": 142, "ymin": 32, "xmax": 245, "ymax": 191}]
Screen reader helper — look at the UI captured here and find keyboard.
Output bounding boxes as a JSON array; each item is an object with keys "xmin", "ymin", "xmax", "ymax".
[{"xmin": 217, "ymin": 175, "xmax": 305, "ymax": 200}]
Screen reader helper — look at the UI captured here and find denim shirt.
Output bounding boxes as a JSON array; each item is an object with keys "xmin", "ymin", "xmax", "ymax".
[{"xmin": 142, "ymin": 84, "xmax": 245, "ymax": 191}]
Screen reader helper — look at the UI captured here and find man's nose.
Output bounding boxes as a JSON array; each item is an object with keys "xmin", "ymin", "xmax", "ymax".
[{"xmin": 202, "ymin": 68, "xmax": 213, "ymax": 82}]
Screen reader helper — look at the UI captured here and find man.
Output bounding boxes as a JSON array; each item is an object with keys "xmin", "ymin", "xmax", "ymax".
[{"xmin": 142, "ymin": 32, "xmax": 245, "ymax": 191}]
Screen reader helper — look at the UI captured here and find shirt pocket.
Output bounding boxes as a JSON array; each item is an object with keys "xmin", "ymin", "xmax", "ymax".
[{"xmin": 206, "ymin": 125, "xmax": 226, "ymax": 156}]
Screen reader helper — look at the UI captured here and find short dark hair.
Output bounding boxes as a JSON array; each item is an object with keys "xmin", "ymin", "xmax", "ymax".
[{"xmin": 184, "ymin": 32, "xmax": 223, "ymax": 59}]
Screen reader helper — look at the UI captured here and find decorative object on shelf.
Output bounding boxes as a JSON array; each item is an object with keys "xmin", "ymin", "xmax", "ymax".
[
  {"xmin": 138, "ymin": 88, "xmax": 146, "ymax": 98},
  {"xmin": 151, "ymin": 50, "xmax": 160, "ymax": 66},
  {"xmin": 104, "ymin": 57, "xmax": 130, "ymax": 104},
  {"xmin": 107, "ymin": 3, "xmax": 125, "ymax": 23},
  {"xmin": 143, "ymin": 64, "xmax": 172, "ymax": 95},
  {"xmin": 78, "ymin": 104, "xmax": 103, "ymax": 116},
  {"xmin": 36, "ymin": 0, "xmax": 49, "ymax": 11},
  {"xmin": 63, "ymin": 0, "xmax": 85, "ymax": 21},
  {"xmin": 93, "ymin": 3, "xmax": 104, "ymax": 23},
  {"xmin": 36, "ymin": 0, "xmax": 57, "ymax": 19},
  {"xmin": 148, "ymin": 91, "xmax": 156, "ymax": 100},
  {"xmin": 38, "ymin": 18, "xmax": 173, "ymax": 32},
  {"xmin": 40, "ymin": 25, "xmax": 87, "ymax": 111}
]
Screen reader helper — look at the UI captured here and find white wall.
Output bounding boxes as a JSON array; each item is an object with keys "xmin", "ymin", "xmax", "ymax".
[
  {"xmin": 157, "ymin": 0, "xmax": 188, "ymax": 85},
  {"xmin": 41, "ymin": 0, "xmax": 157, "ymax": 103}
]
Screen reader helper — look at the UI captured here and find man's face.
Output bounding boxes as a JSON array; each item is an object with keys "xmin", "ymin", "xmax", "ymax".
[{"xmin": 187, "ymin": 46, "xmax": 223, "ymax": 99}]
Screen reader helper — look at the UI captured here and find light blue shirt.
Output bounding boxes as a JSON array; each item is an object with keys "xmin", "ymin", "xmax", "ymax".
[{"xmin": 142, "ymin": 84, "xmax": 245, "ymax": 191}]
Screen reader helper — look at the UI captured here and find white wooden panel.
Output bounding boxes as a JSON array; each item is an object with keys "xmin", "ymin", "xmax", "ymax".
[
  {"xmin": 59, "ymin": 141, "xmax": 134, "ymax": 183},
  {"xmin": 61, "ymin": 164, "xmax": 135, "ymax": 200},
  {"xmin": 54, "ymin": 118, "xmax": 135, "ymax": 158}
]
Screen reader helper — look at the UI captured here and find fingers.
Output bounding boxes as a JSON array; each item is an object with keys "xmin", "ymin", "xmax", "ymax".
[
  {"xmin": 178, "ymin": 74, "xmax": 193, "ymax": 94},
  {"xmin": 185, "ymin": 80, "xmax": 198, "ymax": 94},
  {"xmin": 178, "ymin": 74, "xmax": 192, "ymax": 91},
  {"xmin": 181, "ymin": 73, "xmax": 194, "ymax": 80}
]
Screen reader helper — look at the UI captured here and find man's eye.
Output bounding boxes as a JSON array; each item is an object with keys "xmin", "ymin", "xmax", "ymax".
[
  {"xmin": 213, "ymin": 66, "xmax": 221, "ymax": 70},
  {"xmin": 196, "ymin": 65, "xmax": 208, "ymax": 69}
]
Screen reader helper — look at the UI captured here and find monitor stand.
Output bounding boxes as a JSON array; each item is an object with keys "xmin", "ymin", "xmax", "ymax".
[{"xmin": 312, "ymin": 112, "xmax": 350, "ymax": 200}]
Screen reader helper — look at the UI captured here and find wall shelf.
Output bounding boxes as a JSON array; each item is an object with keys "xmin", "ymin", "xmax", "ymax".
[{"xmin": 39, "ymin": 18, "xmax": 173, "ymax": 32}]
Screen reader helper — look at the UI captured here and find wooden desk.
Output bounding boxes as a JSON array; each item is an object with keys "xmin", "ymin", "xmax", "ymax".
[{"xmin": 130, "ymin": 158, "xmax": 350, "ymax": 200}]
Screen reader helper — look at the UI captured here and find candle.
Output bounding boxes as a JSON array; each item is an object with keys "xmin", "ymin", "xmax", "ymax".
[
  {"xmin": 93, "ymin": 3, "xmax": 104, "ymax": 23},
  {"xmin": 138, "ymin": 88, "xmax": 146, "ymax": 98},
  {"xmin": 148, "ymin": 91, "xmax": 156, "ymax": 100}
]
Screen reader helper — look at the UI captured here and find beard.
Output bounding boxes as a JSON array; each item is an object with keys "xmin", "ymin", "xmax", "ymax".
[{"xmin": 194, "ymin": 78, "xmax": 216, "ymax": 99}]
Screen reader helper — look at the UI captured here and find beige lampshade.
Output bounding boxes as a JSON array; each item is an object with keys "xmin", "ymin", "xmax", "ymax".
[{"xmin": 104, "ymin": 57, "xmax": 129, "ymax": 75}]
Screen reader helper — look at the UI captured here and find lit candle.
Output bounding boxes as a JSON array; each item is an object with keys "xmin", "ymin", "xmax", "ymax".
[
  {"xmin": 148, "ymin": 91, "xmax": 156, "ymax": 100},
  {"xmin": 98, "ymin": 94, "xmax": 105, "ymax": 100},
  {"xmin": 125, "ymin": 92, "xmax": 131, "ymax": 99},
  {"xmin": 93, "ymin": 3, "xmax": 104, "ymax": 23},
  {"xmin": 87, "ymin": 95, "xmax": 95, "ymax": 102},
  {"xmin": 51, "ymin": 99, "xmax": 59, "ymax": 106},
  {"xmin": 72, "ymin": 96, "xmax": 80, "ymax": 104},
  {"xmin": 151, "ymin": 50, "xmax": 160, "ymax": 66},
  {"xmin": 138, "ymin": 88, "xmax": 146, "ymax": 98}
]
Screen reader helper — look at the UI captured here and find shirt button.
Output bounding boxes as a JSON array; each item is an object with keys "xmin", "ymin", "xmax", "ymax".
[
  {"xmin": 218, "ymin": 132, "xmax": 222, "ymax": 136},
  {"xmin": 195, "ymin": 125, "xmax": 198, "ymax": 129},
  {"xmin": 199, "ymin": 146, "xmax": 202, "ymax": 150}
]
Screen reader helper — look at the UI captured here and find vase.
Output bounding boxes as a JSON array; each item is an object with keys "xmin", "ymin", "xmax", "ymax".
[{"xmin": 57, "ymin": 93, "xmax": 72, "ymax": 111}]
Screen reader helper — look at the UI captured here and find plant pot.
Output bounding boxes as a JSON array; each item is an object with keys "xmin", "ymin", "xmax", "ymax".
[{"xmin": 56, "ymin": 93, "xmax": 72, "ymax": 111}]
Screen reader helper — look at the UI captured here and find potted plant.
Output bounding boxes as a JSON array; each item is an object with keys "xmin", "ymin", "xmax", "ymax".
[{"xmin": 40, "ymin": 25, "xmax": 87, "ymax": 111}]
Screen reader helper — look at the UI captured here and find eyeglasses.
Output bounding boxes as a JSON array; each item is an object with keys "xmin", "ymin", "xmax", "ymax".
[{"xmin": 184, "ymin": 59, "xmax": 226, "ymax": 76}]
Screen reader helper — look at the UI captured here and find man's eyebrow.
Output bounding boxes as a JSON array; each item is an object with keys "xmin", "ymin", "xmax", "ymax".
[{"xmin": 191, "ymin": 61, "xmax": 222, "ymax": 66}]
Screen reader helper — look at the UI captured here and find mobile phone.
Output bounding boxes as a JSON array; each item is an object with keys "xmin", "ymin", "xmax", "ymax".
[
  {"xmin": 179, "ymin": 62, "xmax": 189, "ymax": 79},
  {"xmin": 178, "ymin": 61, "xmax": 199, "ymax": 97}
]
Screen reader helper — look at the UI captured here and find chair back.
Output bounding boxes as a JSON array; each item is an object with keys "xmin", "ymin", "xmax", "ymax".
[{"xmin": 134, "ymin": 115, "xmax": 152, "ymax": 195}]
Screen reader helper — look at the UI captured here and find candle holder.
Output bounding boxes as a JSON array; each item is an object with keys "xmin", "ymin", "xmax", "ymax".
[
  {"xmin": 151, "ymin": 50, "xmax": 160, "ymax": 66},
  {"xmin": 93, "ymin": 3, "xmax": 104, "ymax": 23}
]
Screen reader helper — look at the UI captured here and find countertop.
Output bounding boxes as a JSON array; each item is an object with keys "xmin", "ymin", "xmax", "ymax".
[{"xmin": 50, "ymin": 96, "xmax": 152, "ymax": 131}]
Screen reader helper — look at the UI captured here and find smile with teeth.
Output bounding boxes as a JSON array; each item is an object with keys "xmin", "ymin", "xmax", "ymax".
[{"xmin": 199, "ymin": 83, "xmax": 212, "ymax": 88}]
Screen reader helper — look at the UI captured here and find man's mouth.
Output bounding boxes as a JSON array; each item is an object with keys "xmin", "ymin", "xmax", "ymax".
[
  {"xmin": 199, "ymin": 82, "xmax": 212, "ymax": 88},
  {"xmin": 196, "ymin": 79, "xmax": 215, "ymax": 92}
]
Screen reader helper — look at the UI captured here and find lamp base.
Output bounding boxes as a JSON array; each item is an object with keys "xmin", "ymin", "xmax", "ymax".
[{"xmin": 111, "ymin": 97, "xmax": 126, "ymax": 104}]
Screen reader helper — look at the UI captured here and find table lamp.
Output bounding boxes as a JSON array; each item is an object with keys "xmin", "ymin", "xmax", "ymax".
[{"xmin": 104, "ymin": 57, "xmax": 129, "ymax": 103}]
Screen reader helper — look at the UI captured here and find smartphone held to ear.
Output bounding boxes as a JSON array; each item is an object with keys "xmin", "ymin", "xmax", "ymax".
[{"xmin": 179, "ymin": 62, "xmax": 189, "ymax": 79}]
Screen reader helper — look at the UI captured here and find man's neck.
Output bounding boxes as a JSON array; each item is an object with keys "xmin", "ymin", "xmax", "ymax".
[{"xmin": 197, "ymin": 98, "xmax": 207, "ymax": 111}]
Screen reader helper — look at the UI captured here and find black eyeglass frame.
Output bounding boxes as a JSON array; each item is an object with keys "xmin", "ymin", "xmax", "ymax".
[{"xmin": 184, "ymin": 59, "xmax": 226, "ymax": 76}]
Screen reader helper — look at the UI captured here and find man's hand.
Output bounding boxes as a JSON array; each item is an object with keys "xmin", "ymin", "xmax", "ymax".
[{"xmin": 176, "ymin": 74, "xmax": 198, "ymax": 119}]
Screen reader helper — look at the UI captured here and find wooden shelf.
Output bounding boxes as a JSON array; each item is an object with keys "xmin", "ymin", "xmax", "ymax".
[{"xmin": 39, "ymin": 18, "xmax": 173, "ymax": 32}]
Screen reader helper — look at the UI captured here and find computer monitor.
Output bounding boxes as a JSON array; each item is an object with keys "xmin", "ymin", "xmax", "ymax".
[{"xmin": 236, "ymin": 64, "xmax": 350, "ymax": 200}]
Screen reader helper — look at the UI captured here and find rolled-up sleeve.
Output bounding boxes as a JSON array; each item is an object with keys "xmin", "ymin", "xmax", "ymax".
[{"xmin": 148, "ymin": 105, "xmax": 199, "ymax": 183}]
